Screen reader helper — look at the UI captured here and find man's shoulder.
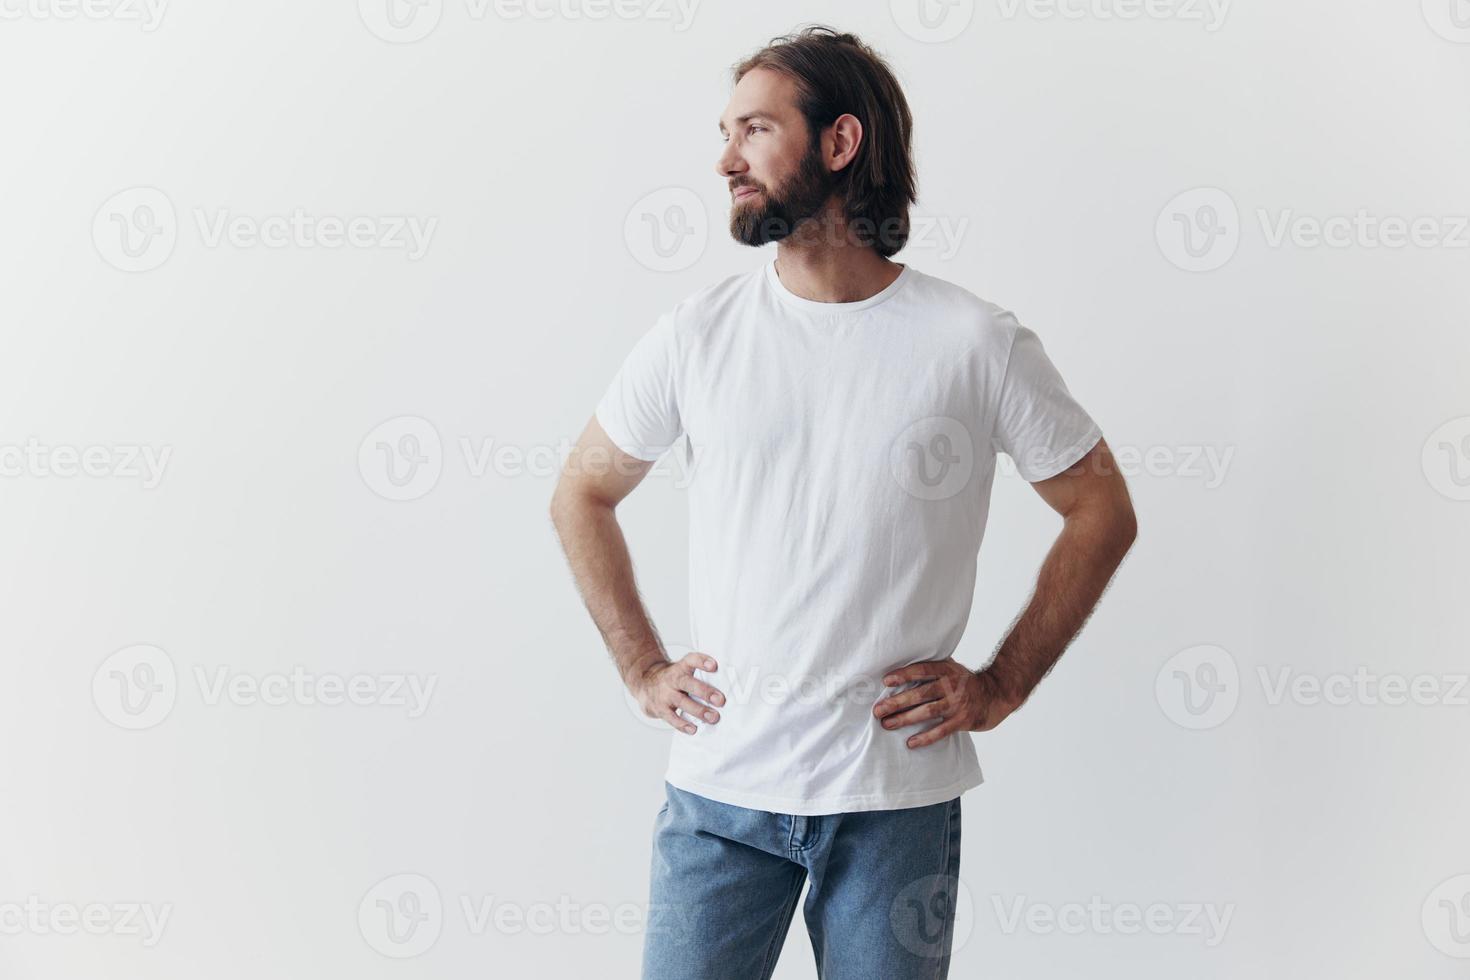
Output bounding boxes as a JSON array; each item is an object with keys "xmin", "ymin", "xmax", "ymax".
[
  {"xmin": 904, "ymin": 266, "xmax": 1024, "ymax": 347},
  {"xmin": 665, "ymin": 266, "xmax": 763, "ymax": 329}
]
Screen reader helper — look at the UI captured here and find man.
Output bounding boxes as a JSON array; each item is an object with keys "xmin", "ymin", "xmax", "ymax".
[{"xmin": 550, "ymin": 25, "xmax": 1137, "ymax": 980}]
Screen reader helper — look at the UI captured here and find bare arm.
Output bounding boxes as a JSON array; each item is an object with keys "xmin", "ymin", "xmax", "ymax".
[
  {"xmin": 982, "ymin": 435, "xmax": 1138, "ymax": 708},
  {"xmin": 549, "ymin": 416, "xmax": 724, "ymax": 734},
  {"xmin": 876, "ymin": 436, "xmax": 1138, "ymax": 747}
]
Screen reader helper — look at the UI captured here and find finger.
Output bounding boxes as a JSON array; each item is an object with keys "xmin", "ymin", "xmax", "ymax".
[
  {"xmin": 680, "ymin": 676, "xmax": 726, "ymax": 708},
  {"xmin": 660, "ymin": 706, "xmax": 698, "ymax": 735},
  {"xmin": 681, "ymin": 652, "xmax": 718, "ymax": 673},
  {"xmin": 907, "ymin": 717, "xmax": 962, "ymax": 749},
  {"xmin": 674, "ymin": 693, "xmax": 720, "ymax": 725},
  {"xmin": 873, "ymin": 683, "xmax": 941, "ymax": 719},
  {"xmin": 883, "ymin": 664, "xmax": 942, "ymax": 687},
  {"xmin": 880, "ymin": 698, "xmax": 947, "ymax": 730}
]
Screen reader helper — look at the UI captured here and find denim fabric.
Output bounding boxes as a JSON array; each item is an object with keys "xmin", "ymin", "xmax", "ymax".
[{"xmin": 642, "ymin": 781, "xmax": 963, "ymax": 980}]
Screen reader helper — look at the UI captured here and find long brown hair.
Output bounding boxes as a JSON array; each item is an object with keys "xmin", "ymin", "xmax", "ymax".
[{"xmin": 732, "ymin": 25, "xmax": 917, "ymax": 258}]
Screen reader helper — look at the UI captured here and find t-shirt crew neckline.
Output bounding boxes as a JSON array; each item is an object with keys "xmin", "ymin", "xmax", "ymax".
[{"xmin": 763, "ymin": 257, "xmax": 914, "ymax": 315}]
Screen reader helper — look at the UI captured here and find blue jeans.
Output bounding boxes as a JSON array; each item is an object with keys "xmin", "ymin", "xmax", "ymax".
[{"xmin": 642, "ymin": 782, "xmax": 963, "ymax": 980}]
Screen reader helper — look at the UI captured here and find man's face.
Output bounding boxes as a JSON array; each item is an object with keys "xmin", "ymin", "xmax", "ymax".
[{"xmin": 715, "ymin": 67, "xmax": 838, "ymax": 247}]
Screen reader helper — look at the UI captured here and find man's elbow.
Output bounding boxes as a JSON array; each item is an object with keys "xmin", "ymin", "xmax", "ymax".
[
  {"xmin": 549, "ymin": 476, "xmax": 610, "ymax": 533},
  {"xmin": 1073, "ymin": 481, "xmax": 1136, "ymax": 561},
  {"xmin": 1107, "ymin": 497, "xmax": 1138, "ymax": 559},
  {"xmin": 549, "ymin": 477, "xmax": 579, "ymax": 531}
]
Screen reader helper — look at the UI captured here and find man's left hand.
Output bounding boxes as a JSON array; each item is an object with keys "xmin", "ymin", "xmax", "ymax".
[{"xmin": 874, "ymin": 659, "xmax": 1024, "ymax": 749}]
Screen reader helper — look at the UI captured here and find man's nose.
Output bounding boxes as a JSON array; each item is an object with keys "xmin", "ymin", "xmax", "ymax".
[{"xmin": 715, "ymin": 142, "xmax": 747, "ymax": 180}]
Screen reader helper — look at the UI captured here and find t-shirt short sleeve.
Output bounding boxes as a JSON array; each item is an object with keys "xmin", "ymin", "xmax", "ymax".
[
  {"xmin": 991, "ymin": 323, "xmax": 1103, "ymax": 482},
  {"xmin": 595, "ymin": 311, "xmax": 683, "ymax": 461}
]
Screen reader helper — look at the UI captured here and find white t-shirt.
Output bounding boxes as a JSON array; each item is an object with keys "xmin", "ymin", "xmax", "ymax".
[{"xmin": 596, "ymin": 257, "xmax": 1102, "ymax": 815}]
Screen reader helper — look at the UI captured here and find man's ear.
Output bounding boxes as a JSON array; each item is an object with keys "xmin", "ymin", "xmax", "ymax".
[{"xmin": 826, "ymin": 113, "xmax": 864, "ymax": 172}]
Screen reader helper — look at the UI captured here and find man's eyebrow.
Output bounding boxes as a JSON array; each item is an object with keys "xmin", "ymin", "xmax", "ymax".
[{"xmin": 717, "ymin": 111, "xmax": 774, "ymax": 133}]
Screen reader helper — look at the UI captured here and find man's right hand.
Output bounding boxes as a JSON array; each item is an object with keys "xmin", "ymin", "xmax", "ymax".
[{"xmin": 631, "ymin": 652, "xmax": 724, "ymax": 734}]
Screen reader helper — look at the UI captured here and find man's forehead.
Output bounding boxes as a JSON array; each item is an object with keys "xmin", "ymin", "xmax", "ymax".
[{"xmin": 718, "ymin": 70, "xmax": 797, "ymax": 129}]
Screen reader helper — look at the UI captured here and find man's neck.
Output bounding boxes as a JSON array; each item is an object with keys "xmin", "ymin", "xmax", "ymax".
[{"xmin": 771, "ymin": 243, "xmax": 903, "ymax": 305}]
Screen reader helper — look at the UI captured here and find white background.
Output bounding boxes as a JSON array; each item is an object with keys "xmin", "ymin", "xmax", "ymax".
[{"xmin": 2, "ymin": 1, "xmax": 1468, "ymax": 977}]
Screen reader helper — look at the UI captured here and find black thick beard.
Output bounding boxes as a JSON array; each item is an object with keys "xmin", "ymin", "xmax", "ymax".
[{"xmin": 729, "ymin": 142, "xmax": 837, "ymax": 247}]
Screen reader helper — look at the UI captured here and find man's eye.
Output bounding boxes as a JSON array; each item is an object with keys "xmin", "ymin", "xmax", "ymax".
[{"xmin": 719, "ymin": 126, "xmax": 763, "ymax": 143}]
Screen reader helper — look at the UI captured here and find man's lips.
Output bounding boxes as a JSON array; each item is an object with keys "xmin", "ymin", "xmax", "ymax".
[{"xmin": 732, "ymin": 187, "xmax": 759, "ymax": 201}]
